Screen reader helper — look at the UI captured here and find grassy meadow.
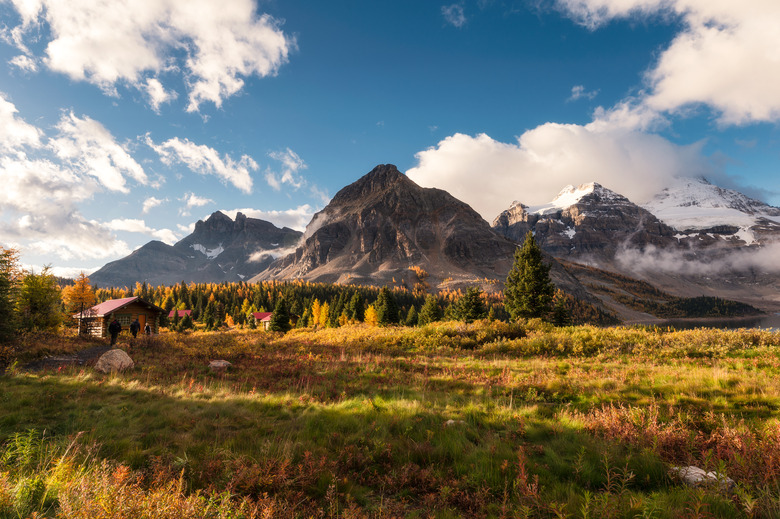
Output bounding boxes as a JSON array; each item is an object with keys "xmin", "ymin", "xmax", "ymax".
[{"xmin": 2, "ymin": 320, "xmax": 780, "ymax": 517}]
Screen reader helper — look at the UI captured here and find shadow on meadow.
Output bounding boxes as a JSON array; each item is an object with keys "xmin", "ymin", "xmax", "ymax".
[
  {"xmin": 3, "ymin": 322, "xmax": 780, "ymax": 517},
  {"xmin": 0, "ymin": 366, "xmax": 753, "ymax": 517}
]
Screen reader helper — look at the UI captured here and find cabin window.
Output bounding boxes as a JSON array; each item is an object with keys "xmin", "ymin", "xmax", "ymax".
[{"xmin": 116, "ymin": 314, "xmax": 132, "ymax": 326}]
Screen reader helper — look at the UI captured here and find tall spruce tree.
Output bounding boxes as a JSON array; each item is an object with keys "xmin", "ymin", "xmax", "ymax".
[
  {"xmin": 504, "ymin": 231, "xmax": 555, "ymax": 320},
  {"xmin": 269, "ymin": 299, "xmax": 292, "ymax": 333}
]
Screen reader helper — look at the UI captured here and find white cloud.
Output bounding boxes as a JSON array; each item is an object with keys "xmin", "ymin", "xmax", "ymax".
[
  {"xmin": 265, "ymin": 148, "xmax": 307, "ymax": 191},
  {"xmin": 407, "ymin": 128, "xmax": 711, "ymax": 221},
  {"xmin": 50, "ymin": 111, "xmax": 148, "ymax": 193},
  {"xmin": 142, "ymin": 196, "xmax": 166, "ymax": 214},
  {"xmin": 4, "ymin": 0, "xmax": 293, "ymax": 112},
  {"xmin": 567, "ymin": 84, "xmax": 599, "ymax": 102},
  {"xmin": 616, "ymin": 242, "xmax": 780, "ymax": 276},
  {"xmin": 220, "ymin": 205, "xmax": 314, "ymax": 231},
  {"xmin": 177, "ymin": 222, "xmax": 196, "ymax": 234},
  {"xmin": 22, "ymin": 264, "xmax": 98, "ymax": 279},
  {"xmin": 1, "ymin": 210, "xmax": 131, "ymax": 261},
  {"xmin": 0, "ymin": 95, "xmax": 145, "ymax": 262},
  {"xmin": 0, "ymin": 93, "xmax": 43, "ymax": 152},
  {"xmin": 180, "ymin": 193, "xmax": 214, "ymax": 208},
  {"xmin": 103, "ymin": 218, "xmax": 178, "ymax": 244},
  {"xmin": 148, "ymin": 135, "xmax": 256, "ymax": 193},
  {"xmin": 442, "ymin": 3, "xmax": 467, "ymax": 27},
  {"xmin": 144, "ymin": 78, "xmax": 177, "ymax": 113},
  {"xmin": 556, "ymin": 0, "xmax": 780, "ymax": 125},
  {"xmin": 8, "ymin": 54, "xmax": 37, "ymax": 72}
]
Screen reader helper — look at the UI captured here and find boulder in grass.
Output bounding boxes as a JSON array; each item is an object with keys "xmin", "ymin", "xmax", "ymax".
[
  {"xmin": 94, "ymin": 349, "xmax": 134, "ymax": 373},
  {"xmin": 670, "ymin": 466, "xmax": 735, "ymax": 492},
  {"xmin": 208, "ymin": 360, "xmax": 232, "ymax": 371}
]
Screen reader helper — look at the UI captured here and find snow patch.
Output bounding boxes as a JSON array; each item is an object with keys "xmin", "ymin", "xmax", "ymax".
[
  {"xmin": 562, "ymin": 227, "xmax": 576, "ymax": 239},
  {"xmin": 733, "ymin": 227, "xmax": 757, "ymax": 245},
  {"xmin": 191, "ymin": 243, "xmax": 224, "ymax": 259}
]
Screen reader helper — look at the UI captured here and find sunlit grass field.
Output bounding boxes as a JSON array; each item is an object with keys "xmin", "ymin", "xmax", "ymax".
[{"xmin": 2, "ymin": 320, "xmax": 780, "ymax": 517}]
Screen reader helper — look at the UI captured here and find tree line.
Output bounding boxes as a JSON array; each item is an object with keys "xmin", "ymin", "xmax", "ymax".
[{"xmin": 1, "ymin": 232, "xmax": 616, "ymax": 342}]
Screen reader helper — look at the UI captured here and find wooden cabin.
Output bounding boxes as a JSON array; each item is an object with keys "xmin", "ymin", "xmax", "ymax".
[
  {"xmin": 168, "ymin": 309, "xmax": 192, "ymax": 318},
  {"xmin": 74, "ymin": 297, "xmax": 165, "ymax": 338},
  {"xmin": 252, "ymin": 311, "xmax": 273, "ymax": 331}
]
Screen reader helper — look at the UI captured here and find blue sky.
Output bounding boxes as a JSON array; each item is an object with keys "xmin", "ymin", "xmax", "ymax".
[{"xmin": 0, "ymin": 0, "xmax": 779, "ymax": 277}]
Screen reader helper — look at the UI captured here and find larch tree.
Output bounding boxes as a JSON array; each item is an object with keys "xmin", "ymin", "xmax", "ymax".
[{"xmin": 504, "ymin": 231, "xmax": 555, "ymax": 320}]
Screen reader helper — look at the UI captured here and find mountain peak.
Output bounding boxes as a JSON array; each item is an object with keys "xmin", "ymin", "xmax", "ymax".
[{"xmin": 330, "ymin": 164, "xmax": 413, "ymax": 205}]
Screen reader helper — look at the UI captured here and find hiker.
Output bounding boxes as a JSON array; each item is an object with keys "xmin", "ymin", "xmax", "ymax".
[
  {"xmin": 130, "ymin": 318, "xmax": 141, "ymax": 338},
  {"xmin": 144, "ymin": 323, "xmax": 152, "ymax": 335},
  {"xmin": 108, "ymin": 317, "xmax": 122, "ymax": 346}
]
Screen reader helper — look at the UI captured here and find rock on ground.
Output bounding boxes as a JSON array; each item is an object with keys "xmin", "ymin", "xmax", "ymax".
[
  {"xmin": 94, "ymin": 349, "xmax": 134, "ymax": 373},
  {"xmin": 209, "ymin": 360, "xmax": 232, "ymax": 371},
  {"xmin": 670, "ymin": 466, "xmax": 735, "ymax": 492}
]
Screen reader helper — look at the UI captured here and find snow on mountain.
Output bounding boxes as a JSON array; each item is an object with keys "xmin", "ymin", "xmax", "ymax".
[
  {"xmin": 191, "ymin": 243, "xmax": 224, "ymax": 259},
  {"xmin": 526, "ymin": 182, "xmax": 612, "ymax": 215},
  {"xmin": 643, "ymin": 177, "xmax": 780, "ymax": 233}
]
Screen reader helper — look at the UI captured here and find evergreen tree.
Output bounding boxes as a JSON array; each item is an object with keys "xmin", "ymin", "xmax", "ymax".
[
  {"xmin": 0, "ymin": 247, "xmax": 20, "ymax": 343},
  {"xmin": 375, "ymin": 286, "xmax": 399, "ymax": 325},
  {"xmin": 404, "ymin": 305, "xmax": 418, "ymax": 327},
  {"xmin": 269, "ymin": 299, "xmax": 292, "ymax": 333},
  {"xmin": 171, "ymin": 308, "xmax": 180, "ymax": 329},
  {"xmin": 551, "ymin": 289, "xmax": 571, "ymax": 327},
  {"xmin": 177, "ymin": 312, "xmax": 194, "ymax": 332},
  {"xmin": 298, "ymin": 307, "xmax": 312, "ymax": 328},
  {"xmin": 203, "ymin": 300, "xmax": 217, "ymax": 330},
  {"xmin": 456, "ymin": 287, "xmax": 487, "ymax": 323},
  {"xmin": 504, "ymin": 231, "xmax": 555, "ymax": 320},
  {"xmin": 347, "ymin": 292, "xmax": 365, "ymax": 322},
  {"xmin": 418, "ymin": 295, "xmax": 442, "ymax": 325}
]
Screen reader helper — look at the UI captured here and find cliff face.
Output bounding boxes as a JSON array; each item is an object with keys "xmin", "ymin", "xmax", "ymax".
[{"xmin": 89, "ymin": 212, "xmax": 301, "ymax": 287}]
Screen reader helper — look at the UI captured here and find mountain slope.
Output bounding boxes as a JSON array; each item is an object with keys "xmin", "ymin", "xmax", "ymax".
[{"xmin": 90, "ymin": 212, "xmax": 302, "ymax": 287}]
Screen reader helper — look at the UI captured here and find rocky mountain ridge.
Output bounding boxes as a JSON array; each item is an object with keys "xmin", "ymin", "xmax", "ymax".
[{"xmin": 89, "ymin": 212, "xmax": 301, "ymax": 288}]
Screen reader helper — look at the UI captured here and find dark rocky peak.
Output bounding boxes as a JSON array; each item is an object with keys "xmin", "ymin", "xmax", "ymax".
[
  {"xmin": 235, "ymin": 212, "xmax": 247, "ymax": 229},
  {"xmin": 194, "ymin": 211, "xmax": 234, "ymax": 234},
  {"xmin": 330, "ymin": 164, "xmax": 413, "ymax": 206}
]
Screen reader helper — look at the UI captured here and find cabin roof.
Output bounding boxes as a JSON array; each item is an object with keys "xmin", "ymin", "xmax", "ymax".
[{"xmin": 75, "ymin": 296, "xmax": 164, "ymax": 318}]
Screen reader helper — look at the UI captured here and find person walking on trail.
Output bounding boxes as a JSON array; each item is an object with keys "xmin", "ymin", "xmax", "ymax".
[
  {"xmin": 130, "ymin": 318, "xmax": 141, "ymax": 338},
  {"xmin": 108, "ymin": 317, "xmax": 122, "ymax": 346},
  {"xmin": 144, "ymin": 323, "xmax": 152, "ymax": 335}
]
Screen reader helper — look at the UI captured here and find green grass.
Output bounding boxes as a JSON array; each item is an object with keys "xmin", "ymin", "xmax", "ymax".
[{"xmin": 1, "ymin": 321, "xmax": 780, "ymax": 517}]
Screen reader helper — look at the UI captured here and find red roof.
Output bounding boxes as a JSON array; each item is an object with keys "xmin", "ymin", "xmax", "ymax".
[
  {"xmin": 252, "ymin": 312, "xmax": 273, "ymax": 321},
  {"xmin": 168, "ymin": 309, "xmax": 192, "ymax": 318},
  {"xmin": 74, "ymin": 296, "xmax": 164, "ymax": 318}
]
